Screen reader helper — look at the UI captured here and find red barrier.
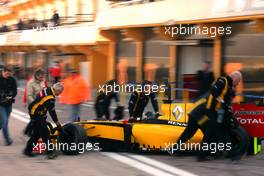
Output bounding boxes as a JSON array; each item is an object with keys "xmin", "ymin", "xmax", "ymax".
[{"xmin": 233, "ymin": 104, "xmax": 264, "ymax": 138}]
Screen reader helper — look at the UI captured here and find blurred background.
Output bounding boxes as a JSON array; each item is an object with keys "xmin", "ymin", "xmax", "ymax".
[{"xmin": 0, "ymin": 0, "xmax": 263, "ymax": 104}]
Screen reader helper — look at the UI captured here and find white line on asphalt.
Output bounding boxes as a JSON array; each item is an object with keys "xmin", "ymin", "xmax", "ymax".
[
  {"xmin": 102, "ymin": 152, "xmax": 175, "ymax": 176},
  {"xmin": 12, "ymin": 109, "xmax": 30, "ymax": 118},
  {"xmin": 126, "ymin": 154, "xmax": 198, "ymax": 176},
  {"xmin": 11, "ymin": 112, "xmax": 30, "ymax": 123}
]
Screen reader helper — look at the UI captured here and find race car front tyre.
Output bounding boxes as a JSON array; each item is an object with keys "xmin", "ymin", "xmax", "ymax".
[
  {"xmin": 58, "ymin": 123, "xmax": 87, "ymax": 155},
  {"xmin": 229, "ymin": 126, "xmax": 250, "ymax": 160}
]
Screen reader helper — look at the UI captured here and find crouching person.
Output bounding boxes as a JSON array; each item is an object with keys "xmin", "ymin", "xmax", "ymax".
[
  {"xmin": 128, "ymin": 80, "xmax": 159, "ymax": 120},
  {"xmin": 23, "ymin": 83, "xmax": 64, "ymax": 159},
  {"xmin": 175, "ymin": 71, "xmax": 242, "ymax": 161}
]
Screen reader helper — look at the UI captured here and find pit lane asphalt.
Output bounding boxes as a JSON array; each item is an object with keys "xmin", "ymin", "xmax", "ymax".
[{"xmin": 0, "ymin": 90, "xmax": 263, "ymax": 176}]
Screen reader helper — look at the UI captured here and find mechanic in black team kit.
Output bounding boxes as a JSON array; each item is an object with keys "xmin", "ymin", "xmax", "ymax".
[
  {"xmin": 23, "ymin": 83, "xmax": 64, "ymax": 159},
  {"xmin": 128, "ymin": 80, "xmax": 159, "ymax": 120},
  {"xmin": 95, "ymin": 80, "xmax": 120, "ymax": 120},
  {"xmin": 175, "ymin": 71, "xmax": 242, "ymax": 160}
]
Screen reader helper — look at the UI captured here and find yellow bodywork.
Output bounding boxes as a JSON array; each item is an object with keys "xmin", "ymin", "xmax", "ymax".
[
  {"xmin": 80, "ymin": 121, "xmax": 125, "ymax": 141},
  {"xmin": 132, "ymin": 101, "xmax": 203, "ymax": 149},
  {"xmin": 132, "ymin": 123, "xmax": 203, "ymax": 149},
  {"xmin": 74, "ymin": 102, "xmax": 204, "ymax": 150}
]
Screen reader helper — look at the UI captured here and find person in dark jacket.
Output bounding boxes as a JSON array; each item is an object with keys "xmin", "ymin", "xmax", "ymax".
[
  {"xmin": 0, "ymin": 66, "xmax": 17, "ymax": 145},
  {"xmin": 52, "ymin": 10, "xmax": 60, "ymax": 26},
  {"xmin": 0, "ymin": 23, "xmax": 9, "ymax": 33},
  {"xmin": 95, "ymin": 80, "xmax": 119, "ymax": 120},
  {"xmin": 24, "ymin": 83, "xmax": 63, "ymax": 159},
  {"xmin": 175, "ymin": 71, "xmax": 242, "ymax": 160},
  {"xmin": 128, "ymin": 80, "xmax": 159, "ymax": 120},
  {"xmin": 196, "ymin": 61, "xmax": 215, "ymax": 98},
  {"xmin": 17, "ymin": 19, "xmax": 25, "ymax": 30}
]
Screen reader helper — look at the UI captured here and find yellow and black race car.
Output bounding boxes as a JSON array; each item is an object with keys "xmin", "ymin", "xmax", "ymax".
[{"xmin": 48, "ymin": 101, "xmax": 249, "ymax": 159}]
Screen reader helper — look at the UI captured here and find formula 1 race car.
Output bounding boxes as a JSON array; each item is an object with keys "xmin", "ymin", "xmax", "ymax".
[{"xmin": 45, "ymin": 101, "xmax": 258, "ymax": 160}]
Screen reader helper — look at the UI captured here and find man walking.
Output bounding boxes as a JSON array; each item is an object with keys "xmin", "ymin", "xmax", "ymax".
[{"xmin": 0, "ymin": 66, "xmax": 17, "ymax": 145}]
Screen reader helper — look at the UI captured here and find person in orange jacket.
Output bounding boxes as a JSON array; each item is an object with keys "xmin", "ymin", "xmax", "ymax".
[{"xmin": 60, "ymin": 69, "xmax": 90, "ymax": 122}]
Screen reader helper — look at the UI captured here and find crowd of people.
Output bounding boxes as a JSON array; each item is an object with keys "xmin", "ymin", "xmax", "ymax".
[
  {"xmin": 0, "ymin": 10, "xmax": 60, "ymax": 33},
  {"xmin": 0, "ymin": 64, "xmax": 89, "ymax": 158}
]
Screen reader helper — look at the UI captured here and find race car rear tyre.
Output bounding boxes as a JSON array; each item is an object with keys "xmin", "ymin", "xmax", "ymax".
[
  {"xmin": 229, "ymin": 126, "xmax": 250, "ymax": 160},
  {"xmin": 58, "ymin": 123, "xmax": 87, "ymax": 155}
]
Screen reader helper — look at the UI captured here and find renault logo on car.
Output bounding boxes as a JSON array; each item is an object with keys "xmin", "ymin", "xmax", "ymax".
[{"xmin": 173, "ymin": 105, "xmax": 183, "ymax": 120}]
